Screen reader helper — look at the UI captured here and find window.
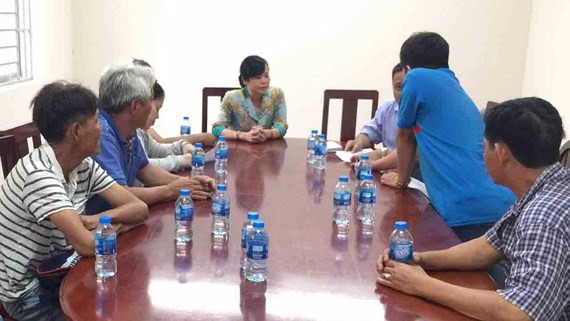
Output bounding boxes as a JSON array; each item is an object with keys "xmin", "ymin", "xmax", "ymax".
[{"xmin": 0, "ymin": 0, "xmax": 31, "ymax": 86}]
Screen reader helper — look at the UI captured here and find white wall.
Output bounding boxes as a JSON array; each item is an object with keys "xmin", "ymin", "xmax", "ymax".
[
  {"xmin": 71, "ymin": 0, "xmax": 532, "ymax": 140},
  {"xmin": 523, "ymin": 0, "xmax": 570, "ymax": 140},
  {"xmin": 0, "ymin": 0, "xmax": 73, "ymax": 130}
]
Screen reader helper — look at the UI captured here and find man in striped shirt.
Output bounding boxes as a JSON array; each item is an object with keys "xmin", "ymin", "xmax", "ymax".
[
  {"xmin": 377, "ymin": 97, "xmax": 569, "ymax": 320},
  {"xmin": 0, "ymin": 83, "xmax": 148, "ymax": 321}
]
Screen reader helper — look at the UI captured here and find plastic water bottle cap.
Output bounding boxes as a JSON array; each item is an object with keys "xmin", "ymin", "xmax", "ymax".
[
  {"xmin": 195, "ymin": 143, "xmax": 202, "ymax": 148},
  {"xmin": 219, "ymin": 136, "xmax": 226, "ymax": 142},
  {"xmin": 99, "ymin": 216, "xmax": 111, "ymax": 224},
  {"xmin": 339, "ymin": 175, "xmax": 349, "ymax": 183},
  {"xmin": 183, "ymin": 116, "xmax": 189, "ymax": 120},
  {"xmin": 394, "ymin": 221, "xmax": 408, "ymax": 230},
  {"xmin": 217, "ymin": 184, "xmax": 227, "ymax": 191},
  {"xmin": 179, "ymin": 189, "xmax": 190, "ymax": 196},
  {"xmin": 361, "ymin": 155, "xmax": 369, "ymax": 160},
  {"xmin": 247, "ymin": 212, "xmax": 259, "ymax": 220},
  {"xmin": 318, "ymin": 134, "xmax": 325, "ymax": 139},
  {"xmin": 252, "ymin": 220, "xmax": 265, "ymax": 228},
  {"xmin": 363, "ymin": 173, "xmax": 373, "ymax": 180},
  {"xmin": 311, "ymin": 129, "xmax": 318, "ymax": 134}
]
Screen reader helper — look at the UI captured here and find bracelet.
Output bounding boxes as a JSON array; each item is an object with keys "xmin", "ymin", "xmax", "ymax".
[
  {"xmin": 395, "ymin": 176, "xmax": 411, "ymax": 189},
  {"xmin": 235, "ymin": 131, "xmax": 240, "ymax": 140}
]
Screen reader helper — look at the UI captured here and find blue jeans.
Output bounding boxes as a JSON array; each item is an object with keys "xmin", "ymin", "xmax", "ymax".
[
  {"xmin": 451, "ymin": 222, "xmax": 510, "ymax": 289},
  {"xmin": 1, "ymin": 284, "xmax": 64, "ymax": 321}
]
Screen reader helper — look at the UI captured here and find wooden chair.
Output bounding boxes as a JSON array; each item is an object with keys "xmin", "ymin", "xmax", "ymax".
[
  {"xmin": 202, "ymin": 87, "xmax": 239, "ymax": 132},
  {"xmin": 560, "ymin": 140, "xmax": 570, "ymax": 167},
  {"xmin": 321, "ymin": 89, "xmax": 379, "ymax": 142},
  {"xmin": 0, "ymin": 135, "xmax": 18, "ymax": 179},
  {"xmin": 0, "ymin": 122, "xmax": 42, "ymax": 158}
]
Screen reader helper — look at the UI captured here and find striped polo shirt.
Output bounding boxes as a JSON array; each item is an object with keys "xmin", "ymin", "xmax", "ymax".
[{"xmin": 0, "ymin": 143, "xmax": 115, "ymax": 302}]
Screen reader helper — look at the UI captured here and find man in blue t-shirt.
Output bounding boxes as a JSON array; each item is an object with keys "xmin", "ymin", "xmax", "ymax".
[
  {"xmin": 381, "ymin": 32, "xmax": 515, "ymax": 242},
  {"xmin": 86, "ymin": 62, "xmax": 215, "ymax": 214}
]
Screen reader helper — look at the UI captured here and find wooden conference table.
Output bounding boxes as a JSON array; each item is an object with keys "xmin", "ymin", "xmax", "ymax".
[{"xmin": 60, "ymin": 138, "xmax": 496, "ymax": 321}]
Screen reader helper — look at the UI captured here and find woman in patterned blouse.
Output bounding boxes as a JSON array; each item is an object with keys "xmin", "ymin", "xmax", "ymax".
[{"xmin": 212, "ymin": 55, "xmax": 288, "ymax": 143}]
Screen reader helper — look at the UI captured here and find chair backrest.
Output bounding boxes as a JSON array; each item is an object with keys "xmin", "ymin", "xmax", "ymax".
[
  {"xmin": 0, "ymin": 122, "xmax": 42, "ymax": 158},
  {"xmin": 322, "ymin": 89, "xmax": 379, "ymax": 142},
  {"xmin": 560, "ymin": 140, "xmax": 570, "ymax": 167},
  {"xmin": 202, "ymin": 87, "xmax": 239, "ymax": 132},
  {"xmin": 0, "ymin": 135, "xmax": 18, "ymax": 178}
]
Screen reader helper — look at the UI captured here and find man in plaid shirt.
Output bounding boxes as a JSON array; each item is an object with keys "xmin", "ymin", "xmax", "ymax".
[{"xmin": 377, "ymin": 97, "xmax": 569, "ymax": 321}]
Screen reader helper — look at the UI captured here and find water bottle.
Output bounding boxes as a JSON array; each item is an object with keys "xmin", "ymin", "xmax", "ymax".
[
  {"xmin": 246, "ymin": 220, "xmax": 269, "ymax": 282},
  {"xmin": 355, "ymin": 154, "xmax": 371, "ymax": 186},
  {"xmin": 241, "ymin": 211, "xmax": 260, "ymax": 270},
  {"xmin": 389, "ymin": 221, "xmax": 414, "ymax": 263},
  {"xmin": 356, "ymin": 173, "xmax": 376, "ymax": 224},
  {"xmin": 175, "ymin": 189, "xmax": 194, "ymax": 242},
  {"xmin": 306, "ymin": 129, "xmax": 318, "ymax": 164},
  {"xmin": 211, "ymin": 184, "xmax": 230, "ymax": 236},
  {"xmin": 314, "ymin": 134, "xmax": 327, "ymax": 170},
  {"xmin": 333, "ymin": 175, "xmax": 351, "ymax": 230},
  {"xmin": 214, "ymin": 136, "xmax": 229, "ymax": 184},
  {"xmin": 180, "ymin": 116, "xmax": 191, "ymax": 136},
  {"xmin": 95, "ymin": 216, "xmax": 117, "ymax": 278},
  {"xmin": 191, "ymin": 143, "xmax": 205, "ymax": 177}
]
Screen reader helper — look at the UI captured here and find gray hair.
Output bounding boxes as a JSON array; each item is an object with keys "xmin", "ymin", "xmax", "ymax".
[{"xmin": 98, "ymin": 63, "xmax": 156, "ymax": 113}]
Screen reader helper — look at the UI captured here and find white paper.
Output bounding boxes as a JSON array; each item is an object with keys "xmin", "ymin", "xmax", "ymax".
[
  {"xmin": 335, "ymin": 149, "xmax": 374, "ymax": 162},
  {"xmin": 408, "ymin": 177, "xmax": 430, "ymax": 200},
  {"xmin": 326, "ymin": 141, "xmax": 342, "ymax": 152}
]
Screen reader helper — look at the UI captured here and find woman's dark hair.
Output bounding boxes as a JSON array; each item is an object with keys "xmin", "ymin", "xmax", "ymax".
[
  {"xmin": 239, "ymin": 55, "xmax": 268, "ymax": 87},
  {"xmin": 153, "ymin": 82, "xmax": 165, "ymax": 100},
  {"xmin": 400, "ymin": 32, "xmax": 449, "ymax": 69},
  {"xmin": 392, "ymin": 63, "xmax": 403, "ymax": 78},
  {"xmin": 484, "ymin": 97, "xmax": 565, "ymax": 168},
  {"xmin": 31, "ymin": 82, "xmax": 98, "ymax": 143}
]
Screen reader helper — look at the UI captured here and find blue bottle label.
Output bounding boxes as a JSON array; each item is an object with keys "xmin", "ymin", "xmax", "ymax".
[
  {"xmin": 215, "ymin": 148, "xmax": 228, "ymax": 160},
  {"xmin": 247, "ymin": 240, "xmax": 268, "ymax": 260},
  {"xmin": 333, "ymin": 192, "xmax": 352, "ymax": 206},
  {"xmin": 242, "ymin": 227, "xmax": 252, "ymax": 249},
  {"xmin": 308, "ymin": 140, "xmax": 316, "ymax": 149},
  {"xmin": 315, "ymin": 144, "xmax": 327, "ymax": 156},
  {"xmin": 95, "ymin": 235, "xmax": 116, "ymax": 255},
  {"xmin": 356, "ymin": 167, "xmax": 371, "ymax": 180},
  {"xmin": 180, "ymin": 125, "xmax": 191, "ymax": 135},
  {"xmin": 175, "ymin": 204, "xmax": 194, "ymax": 221},
  {"xmin": 358, "ymin": 189, "xmax": 376, "ymax": 204},
  {"xmin": 390, "ymin": 243, "xmax": 413, "ymax": 263},
  {"xmin": 192, "ymin": 155, "xmax": 204, "ymax": 167},
  {"xmin": 212, "ymin": 200, "xmax": 230, "ymax": 216}
]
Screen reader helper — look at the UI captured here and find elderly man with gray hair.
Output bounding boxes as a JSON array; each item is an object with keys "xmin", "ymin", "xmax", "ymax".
[{"xmin": 86, "ymin": 62, "xmax": 215, "ymax": 215}]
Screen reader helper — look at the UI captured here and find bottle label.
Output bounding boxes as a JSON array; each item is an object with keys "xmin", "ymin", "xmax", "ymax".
[
  {"xmin": 192, "ymin": 155, "xmax": 204, "ymax": 167},
  {"xmin": 215, "ymin": 148, "xmax": 228, "ymax": 160},
  {"xmin": 180, "ymin": 125, "xmax": 191, "ymax": 135},
  {"xmin": 247, "ymin": 240, "xmax": 268, "ymax": 260},
  {"xmin": 390, "ymin": 243, "xmax": 413, "ymax": 263},
  {"xmin": 333, "ymin": 192, "xmax": 352, "ymax": 206},
  {"xmin": 358, "ymin": 189, "xmax": 376, "ymax": 204},
  {"xmin": 176, "ymin": 204, "xmax": 194, "ymax": 221},
  {"xmin": 307, "ymin": 139, "xmax": 316, "ymax": 150},
  {"xmin": 356, "ymin": 167, "xmax": 371, "ymax": 180},
  {"xmin": 241, "ymin": 227, "xmax": 253, "ymax": 249},
  {"xmin": 95, "ymin": 234, "xmax": 116, "ymax": 255},
  {"xmin": 315, "ymin": 144, "xmax": 327, "ymax": 156},
  {"xmin": 212, "ymin": 200, "xmax": 230, "ymax": 216}
]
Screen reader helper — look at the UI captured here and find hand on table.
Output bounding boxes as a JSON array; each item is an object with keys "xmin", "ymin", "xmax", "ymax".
[
  {"xmin": 376, "ymin": 249, "xmax": 428, "ymax": 296},
  {"xmin": 79, "ymin": 214, "xmax": 100, "ymax": 231},
  {"xmin": 189, "ymin": 175, "xmax": 216, "ymax": 200},
  {"xmin": 182, "ymin": 142, "xmax": 194, "ymax": 154},
  {"xmin": 242, "ymin": 127, "xmax": 266, "ymax": 144},
  {"xmin": 344, "ymin": 139, "xmax": 363, "ymax": 153},
  {"xmin": 380, "ymin": 172, "xmax": 404, "ymax": 189}
]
